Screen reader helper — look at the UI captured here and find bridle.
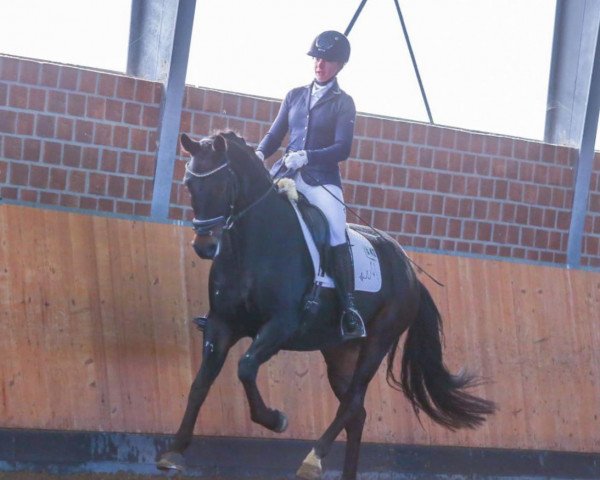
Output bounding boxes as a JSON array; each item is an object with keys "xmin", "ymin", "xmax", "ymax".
[
  {"xmin": 185, "ymin": 154, "xmax": 274, "ymax": 237},
  {"xmin": 185, "ymin": 160, "xmax": 234, "ymax": 236}
]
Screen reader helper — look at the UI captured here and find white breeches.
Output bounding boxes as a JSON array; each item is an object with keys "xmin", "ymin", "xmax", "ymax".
[{"xmin": 294, "ymin": 173, "xmax": 347, "ymax": 246}]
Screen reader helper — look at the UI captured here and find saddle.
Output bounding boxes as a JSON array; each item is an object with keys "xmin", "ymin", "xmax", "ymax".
[
  {"xmin": 295, "ymin": 193, "xmax": 331, "ymax": 274},
  {"xmin": 277, "ymin": 178, "xmax": 381, "ymax": 295}
]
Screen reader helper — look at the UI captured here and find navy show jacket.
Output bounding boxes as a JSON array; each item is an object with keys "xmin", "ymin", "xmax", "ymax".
[{"xmin": 257, "ymin": 79, "xmax": 356, "ymax": 188}]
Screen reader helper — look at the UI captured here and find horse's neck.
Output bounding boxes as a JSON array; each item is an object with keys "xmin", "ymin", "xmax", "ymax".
[
  {"xmin": 230, "ymin": 191, "xmax": 301, "ymax": 256},
  {"xmin": 231, "ymin": 161, "xmax": 270, "ymax": 207},
  {"xmin": 214, "ymin": 190, "xmax": 312, "ymax": 311}
]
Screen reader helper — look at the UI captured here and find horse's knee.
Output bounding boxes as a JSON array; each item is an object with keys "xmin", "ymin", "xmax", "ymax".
[
  {"xmin": 238, "ymin": 354, "xmax": 258, "ymax": 384},
  {"xmin": 199, "ymin": 342, "xmax": 228, "ymax": 377}
]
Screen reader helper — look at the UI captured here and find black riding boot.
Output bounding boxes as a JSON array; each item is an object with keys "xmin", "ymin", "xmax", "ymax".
[{"xmin": 331, "ymin": 243, "xmax": 367, "ymax": 340}]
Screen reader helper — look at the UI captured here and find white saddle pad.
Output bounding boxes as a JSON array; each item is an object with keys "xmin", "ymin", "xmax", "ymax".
[{"xmin": 290, "ymin": 202, "xmax": 382, "ymax": 293}]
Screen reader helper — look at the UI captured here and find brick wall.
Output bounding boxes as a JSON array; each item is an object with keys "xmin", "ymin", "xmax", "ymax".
[
  {"xmin": 585, "ymin": 162, "xmax": 600, "ymax": 266},
  {"xmin": 1, "ymin": 55, "xmax": 599, "ymax": 268},
  {"xmin": 0, "ymin": 56, "xmax": 161, "ymax": 216}
]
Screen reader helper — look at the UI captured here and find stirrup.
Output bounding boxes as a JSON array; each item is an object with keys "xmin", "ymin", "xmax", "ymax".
[{"xmin": 340, "ymin": 308, "xmax": 367, "ymax": 340}]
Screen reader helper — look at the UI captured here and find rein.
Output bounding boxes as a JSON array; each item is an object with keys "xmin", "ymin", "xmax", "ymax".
[{"xmin": 186, "ymin": 156, "xmax": 275, "ymax": 236}]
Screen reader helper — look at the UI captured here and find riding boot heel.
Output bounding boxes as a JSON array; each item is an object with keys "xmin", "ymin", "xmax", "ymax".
[{"xmin": 331, "ymin": 243, "xmax": 367, "ymax": 340}]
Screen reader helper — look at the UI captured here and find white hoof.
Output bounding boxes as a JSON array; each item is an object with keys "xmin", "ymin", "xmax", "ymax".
[
  {"xmin": 275, "ymin": 410, "xmax": 289, "ymax": 433},
  {"xmin": 296, "ymin": 448, "xmax": 322, "ymax": 480},
  {"xmin": 157, "ymin": 451, "xmax": 186, "ymax": 472}
]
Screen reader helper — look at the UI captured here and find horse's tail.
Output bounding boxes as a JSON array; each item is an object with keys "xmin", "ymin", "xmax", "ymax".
[{"xmin": 386, "ymin": 282, "xmax": 496, "ymax": 430}]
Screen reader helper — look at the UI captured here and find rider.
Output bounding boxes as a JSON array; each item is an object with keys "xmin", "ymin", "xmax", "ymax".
[{"xmin": 255, "ymin": 30, "xmax": 366, "ymax": 340}]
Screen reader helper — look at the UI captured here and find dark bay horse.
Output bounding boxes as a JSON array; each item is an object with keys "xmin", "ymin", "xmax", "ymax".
[{"xmin": 157, "ymin": 131, "xmax": 495, "ymax": 479}]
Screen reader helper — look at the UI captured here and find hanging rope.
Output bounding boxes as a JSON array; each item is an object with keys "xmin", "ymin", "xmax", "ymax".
[
  {"xmin": 344, "ymin": 0, "xmax": 369, "ymax": 36},
  {"xmin": 343, "ymin": 0, "xmax": 434, "ymax": 124},
  {"xmin": 392, "ymin": 0, "xmax": 434, "ymax": 123}
]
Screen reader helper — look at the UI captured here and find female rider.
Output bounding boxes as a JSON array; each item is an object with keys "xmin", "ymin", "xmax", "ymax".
[{"xmin": 256, "ymin": 30, "xmax": 366, "ymax": 340}]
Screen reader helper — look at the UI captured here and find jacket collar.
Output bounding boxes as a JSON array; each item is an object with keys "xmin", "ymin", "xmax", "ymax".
[{"xmin": 305, "ymin": 78, "xmax": 341, "ymax": 110}]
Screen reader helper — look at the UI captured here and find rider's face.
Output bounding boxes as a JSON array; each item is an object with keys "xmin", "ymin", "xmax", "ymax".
[{"xmin": 314, "ymin": 58, "xmax": 343, "ymax": 83}]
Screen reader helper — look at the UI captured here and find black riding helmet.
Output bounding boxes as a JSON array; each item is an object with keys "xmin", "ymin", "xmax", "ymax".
[{"xmin": 307, "ymin": 30, "xmax": 350, "ymax": 63}]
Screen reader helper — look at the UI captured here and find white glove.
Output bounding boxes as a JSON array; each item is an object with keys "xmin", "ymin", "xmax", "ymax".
[
  {"xmin": 284, "ymin": 150, "xmax": 308, "ymax": 170},
  {"xmin": 255, "ymin": 150, "xmax": 265, "ymax": 161}
]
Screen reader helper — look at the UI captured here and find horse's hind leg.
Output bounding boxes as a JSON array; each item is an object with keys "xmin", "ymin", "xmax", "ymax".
[
  {"xmin": 320, "ymin": 346, "xmax": 367, "ymax": 480},
  {"xmin": 237, "ymin": 319, "xmax": 297, "ymax": 432},
  {"xmin": 340, "ymin": 405, "xmax": 367, "ymax": 480},
  {"xmin": 298, "ymin": 317, "xmax": 400, "ymax": 480},
  {"xmin": 297, "ymin": 350, "xmax": 379, "ymax": 480},
  {"xmin": 158, "ymin": 320, "xmax": 235, "ymax": 471}
]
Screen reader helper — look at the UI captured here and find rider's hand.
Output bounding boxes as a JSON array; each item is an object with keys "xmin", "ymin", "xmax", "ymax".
[
  {"xmin": 284, "ymin": 150, "xmax": 308, "ymax": 170},
  {"xmin": 255, "ymin": 150, "xmax": 265, "ymax": 161}
]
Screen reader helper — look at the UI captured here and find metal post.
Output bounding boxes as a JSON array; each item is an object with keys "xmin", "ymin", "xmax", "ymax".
[
  {"xmin": 148, "ymin": 0, "xmax": 196, "ymax": 219},
  {"xmin": 545, "ymin": 0, "xmax": 600, "ymax": 146},
  {"xmin": 128, "ymin": 0, "xmax": 179, "ymax": 82},
  {"xmin": 566, "ymin": 16, "xmax": 600, "ymax": 267}
]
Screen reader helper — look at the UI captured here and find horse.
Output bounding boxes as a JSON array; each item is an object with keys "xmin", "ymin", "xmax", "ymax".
[{"xmin": 157, "ymin": 131, "xmax": 496, "ymax": 480}]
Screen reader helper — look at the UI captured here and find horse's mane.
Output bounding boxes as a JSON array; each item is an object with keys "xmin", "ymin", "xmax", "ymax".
[
  {"xmin": 216, "ymin": 130, "xmax": 271, "ymax": 178},
  {"xmin": 218, "ymin": 130, "xmax": 247, "ymax": 147}
]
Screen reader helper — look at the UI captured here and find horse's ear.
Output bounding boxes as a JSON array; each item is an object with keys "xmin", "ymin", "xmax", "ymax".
[
  {"xmin": 181, "ymin": 133, "xmax": 200, "ymax": 155},
  {"xmin": 213, "ymin": 134, "xmax": 227, "ymax": 153}
]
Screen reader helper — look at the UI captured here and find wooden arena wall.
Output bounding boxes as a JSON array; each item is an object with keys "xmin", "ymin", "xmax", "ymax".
[{"xmin": 1, "ymin": 203, "xmax": 599, "ymax": 454}]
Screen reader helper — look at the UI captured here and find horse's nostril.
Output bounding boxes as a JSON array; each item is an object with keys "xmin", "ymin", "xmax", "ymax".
[
  {"xmin": 192, "ymin": 242, "xmax": 205, "ymax": 258},
  {"xmin": 192, "ymin": 240, "xmax": 217, "ymax": 260}
]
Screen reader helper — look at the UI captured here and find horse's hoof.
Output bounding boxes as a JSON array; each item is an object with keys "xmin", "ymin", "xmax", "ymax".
[
  {"xmin": 274, "ymin": 410, "xmax": 289, "ymax": 433},
  {"xmin": 157, "ymin": 451, "xmax": 186, "ymax": 472},
  {"xmin": 296, "ymin": 448, "xmax": 322, "ymax": 480}
]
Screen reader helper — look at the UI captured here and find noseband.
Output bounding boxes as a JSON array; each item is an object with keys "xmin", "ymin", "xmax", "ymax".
[
  {"xmin": 185, "ymin": 156, "xmax": 274, "ymax": 237},
  {"xmin": 185, "ymin": 161, "xmax": 235, "ymax": 236}
]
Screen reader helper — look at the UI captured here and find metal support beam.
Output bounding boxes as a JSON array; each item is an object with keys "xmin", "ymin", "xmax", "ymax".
[
  {"xmin": 127, "ymin": 0, "xmax": 196, "ymax": 219},
  {"xmin": 545, "ymin": 0, "xmax": 600, "ymax": 146},
  {"xmin": 128, "ymin": 0, "xmax": 179, "ymax": 82},
  {"xmin": 566, "ymin": 17, "xmax": 600, "ymax": 267},
  {"xmin": 152, "ymin": 0, "xmax": 196, "ymax": 219},
  {"xmin": 545, "ymin": 1, "xmax": 600, "ymax": 267}
]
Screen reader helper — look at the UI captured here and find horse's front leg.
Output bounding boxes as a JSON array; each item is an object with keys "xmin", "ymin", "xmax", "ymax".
[
  {"xmin": 158, "ymin": 320, "xmax": 235, "ymax": 471},
  {"xmin": 237, "ymin": 318, "xmax": 297, "ymax": 432}
]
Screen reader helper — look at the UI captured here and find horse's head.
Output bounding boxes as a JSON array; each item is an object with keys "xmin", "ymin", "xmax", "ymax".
[
  {"xmin": 181, "ymin": 132, "xmax": 235, "ymax": 259},
  {"xmin": 181, "ymin": 131, "xmax": 272, "ymax": 260}
]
